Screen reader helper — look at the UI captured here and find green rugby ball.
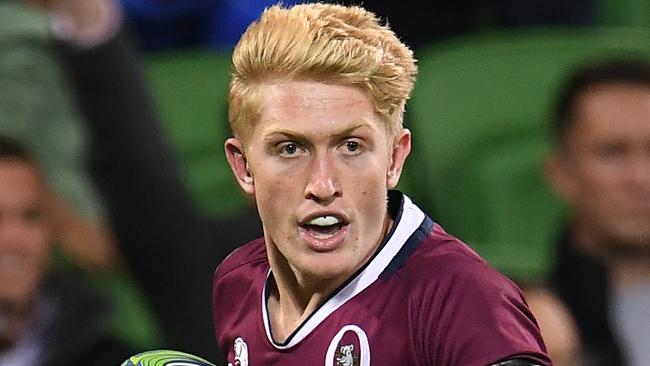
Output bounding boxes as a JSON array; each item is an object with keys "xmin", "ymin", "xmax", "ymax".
[{"xmin": 121, "ymin": 350, "xmax": 216, "ymax": 366}]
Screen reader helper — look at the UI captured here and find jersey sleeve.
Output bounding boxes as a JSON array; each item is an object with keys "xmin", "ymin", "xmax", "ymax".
[{"xmin": 412, "ymin": 256, "xmax": 552, "ymax": 366}]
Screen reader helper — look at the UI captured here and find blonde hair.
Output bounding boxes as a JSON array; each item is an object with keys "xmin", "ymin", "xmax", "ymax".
[{"xmin": 228, "ymin": 3, "xmax": 417, "ymax": 142}]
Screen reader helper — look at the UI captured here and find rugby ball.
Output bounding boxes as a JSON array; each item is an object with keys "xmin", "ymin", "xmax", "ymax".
[{"xmin": 121, "ymin": 350, "xmax": 216, "ymax": 366}]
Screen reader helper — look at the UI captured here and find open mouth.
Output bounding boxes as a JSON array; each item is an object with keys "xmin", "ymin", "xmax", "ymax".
[
  {"xmin": 303, "ymin": 223, "xmax": 344, "ymax": 238},
  {"xmin": 299, "ymin": 214, "xmax": 349, "ymax": 249}
]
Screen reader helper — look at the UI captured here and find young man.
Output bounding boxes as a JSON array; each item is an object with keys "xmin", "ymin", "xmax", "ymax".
[
  {"xmin": 214, "ymin": 4, "xmax": 551, "ymax": 365},
  {"xmin": 547, "ymin": 58, "xmax": 650, "ymax": 366}
]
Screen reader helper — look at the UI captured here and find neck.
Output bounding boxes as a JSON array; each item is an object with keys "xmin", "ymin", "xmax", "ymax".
[
  {"xmin": 610, "ymin": 257, "xmax": 650, "ymax": 290},
  {"xmin": 572, "ymin": 221, "xmax": 650, "ymax": 289},
  {"xmin": 265, "ymin": 246, "xmax": 341, "ymax": 343},
  {"xmin": 266, "ymin": 213, "xmax": 393, "ymax": 342},
  {"xmin": 265, "ymin": 279, "xmax": 327, "ymax": 343}
]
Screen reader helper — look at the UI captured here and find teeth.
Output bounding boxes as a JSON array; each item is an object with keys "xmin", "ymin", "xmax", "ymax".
[{"xmin": 308, "ymin": 215, "xmax": 341, "ymax": 226}]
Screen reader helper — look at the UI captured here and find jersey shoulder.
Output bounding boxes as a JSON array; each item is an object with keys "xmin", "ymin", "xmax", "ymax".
[
  {"xmin": 214, "ymin": 237, "xmax": 268, "ymax": 281},
  {"xmin": 401, "ymin": 224, "xmax": 550, "ymax": 365},
  {"xmin": 402, "ymin": 223, "xmax": 521, "ymax": 296},
  {"xmin": 404, "ymin": 223, "xmax": 488, "ymax": 273}
]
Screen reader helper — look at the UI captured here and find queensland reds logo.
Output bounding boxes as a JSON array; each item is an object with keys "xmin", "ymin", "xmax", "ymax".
[
  {"xmin": 325, "ymin": 325, "xmax": 370, "ymax": 366},
  {"xmin": 227, "ymin": 337, "xmax": 248, "ymax": 366}
]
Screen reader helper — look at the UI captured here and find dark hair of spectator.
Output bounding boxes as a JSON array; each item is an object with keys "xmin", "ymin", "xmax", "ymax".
[
  {"xmin": 0, "ymin": 134, "xmax": 34, "ymax": 162},
  {"xmin": 553, "ymin": 57, "xmax": 650, "ymax": 147}
]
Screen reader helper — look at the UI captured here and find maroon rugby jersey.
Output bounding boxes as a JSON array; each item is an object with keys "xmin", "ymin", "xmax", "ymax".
[{"xmin": 213, "ymin": 192, "xmax": 551, "ymax": 366}]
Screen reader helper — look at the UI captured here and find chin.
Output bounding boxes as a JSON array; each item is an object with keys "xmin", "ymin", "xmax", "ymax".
[
  {"xmin": 299, "ymin": 257, "xmax": 353, "ymax": 283},
  {"xmin": 602, "ymin": 225, "xmax": 650, "ymax": 257},
  {"xmin": 616, "ymin": 221, "xmax": 650, "ymax": 242},
  {"xmin": 0, "ymin": 288, "xmax": 34, "ymax": 310}
]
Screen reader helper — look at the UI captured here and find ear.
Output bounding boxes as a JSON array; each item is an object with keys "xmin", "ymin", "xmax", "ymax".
[
  {"xmin": 544, "ymin": 149, "xmax": 577, "ymax": 205},
  {"xmin": 225, "ymin": 137, "xmax": 255, "ymax": 195},
  {"xmin": 387, "ymin": 128, "xmax": 412, "ymax": 189}
]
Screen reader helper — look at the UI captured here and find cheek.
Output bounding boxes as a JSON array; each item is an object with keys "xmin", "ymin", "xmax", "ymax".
[
  {"xmin": 574, "ymin": 160, "xmax": 621, "ymax": 196},
  {"xmin": 345, "ymin": 152, "xmax": 391, "ymax": 184},
  {"xmin": 588, "ymin": 173, "xmax": 622, "ymax": 198},
  {"xmin": 355, "ymin": 180, "xmax": 389, "ymax": 229},
  {"xmin": 582, "ymin": 155, "xmax": 628, "ymax": 184},
  {"xmin": 253, "ymin": 169, "xmax": 297, "ymax": 227},
  {"xmin": 572, "ymin": 166, "xmax": 627, "ymax": 222},
  {"xmin": 25, "ymin": 228, "xmax": 50, "ymax": 262},
  {"xmin": 343, "ymin": 157, "xmax": 389, "ymax": 202}
]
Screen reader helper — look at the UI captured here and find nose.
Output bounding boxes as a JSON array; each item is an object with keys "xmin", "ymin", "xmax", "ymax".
[
  {"xmin": 624, "ymin": 153, "xmax": 650, "ymax": 196},
  {"xmin": 629, "ymin": 153, "xmax": 650, "ymax": 183},
  {"xmin": 304, "ymin": 153, "xmax": 340, "ymax": 203}
]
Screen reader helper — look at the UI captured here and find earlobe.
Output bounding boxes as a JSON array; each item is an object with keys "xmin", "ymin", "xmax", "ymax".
[
  {"xmin": 387, "ymin": 129, "xmax": 412, "ymax": 189},
  {"xmin": 225, "ymin": 138, "xmax": 255, "ymax": 195}
]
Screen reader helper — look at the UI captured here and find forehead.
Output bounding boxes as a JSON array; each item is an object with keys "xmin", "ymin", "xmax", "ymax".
[
  {"xmin": 254, "ymin": 79, "xmax": 382, "ymax": 134},
  {"xmin": 572, "ymin": 85, "xmax": 650, "ymax": 142}
]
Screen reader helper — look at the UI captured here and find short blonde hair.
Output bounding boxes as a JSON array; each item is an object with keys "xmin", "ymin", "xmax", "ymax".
[{"xmin": 228, "ymin": 3, "xmax": 417, "ymax": 142}]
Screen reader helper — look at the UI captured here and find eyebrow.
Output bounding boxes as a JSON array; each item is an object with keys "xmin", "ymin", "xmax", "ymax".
[{"xmin": 262, "ymin": 122, "xmax": 373, "ymax": 144}]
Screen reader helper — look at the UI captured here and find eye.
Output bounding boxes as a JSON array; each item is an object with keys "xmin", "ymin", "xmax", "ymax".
[
  {"xmin": 596, "ymin": 142, "xmax": 626, "ymax": 160},
  {"xmin": 284, "ymin": 143, "xmax": 298, "ymax": 154},
  {"xmin": 278, "ymin": 142, "xmax": 302, "ymax": 157},
  {"xmin": 23, "ymin": 208, "xmax": 43, "ymax": 224},
  {"xmin": 346, "ymin": 141, "xmax": 359, "ymax": 152},
  {"xmin": 340, "ymin": 139, "xmax": 364, "ymax": 155}
]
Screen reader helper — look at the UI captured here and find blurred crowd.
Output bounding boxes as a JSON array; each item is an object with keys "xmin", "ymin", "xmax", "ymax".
[{"xmin": 0, "ymin": 0, "xmax": 648, "ymax": 365}]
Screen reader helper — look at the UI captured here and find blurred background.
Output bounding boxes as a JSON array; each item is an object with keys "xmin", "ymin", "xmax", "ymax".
[{"xmin": 0, "ymin": 0, "xmax": 649, "ymax": 365}]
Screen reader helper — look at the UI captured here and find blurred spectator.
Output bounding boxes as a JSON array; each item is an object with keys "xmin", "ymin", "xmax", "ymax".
[
  {"xmin": 41, "ymin": 0, "xmax": 262, "ymax": 361},
  {"xmin": 0, "ymin": 134, "xmax": 133, "ymax": 366},
  {"xmin": 0, "ymin": 1, "xmax": 118, "ymax": 270},
  {"xmin": 546, "ymin": 58, "xmax": 650, "ymax": 366},
  {"xmin": 119, "ymin": 0, "xmax": 309, "ymax": 51}
]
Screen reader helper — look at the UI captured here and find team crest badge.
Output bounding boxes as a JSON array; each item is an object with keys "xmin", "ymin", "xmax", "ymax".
[
  {"xmin": 335, "ymin": 344, "xmax": 358, "ymax": 366},
  {"xmin": 227, "ymin": 337, "xmax": 249, "ymax": 366},
  {"xmin": 325, "ymin": 325, "xmax": 370, "ymax": 366}
]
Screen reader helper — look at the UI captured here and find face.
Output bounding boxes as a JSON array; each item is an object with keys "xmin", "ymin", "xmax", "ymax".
[
  {"xmin": 226, "ymin": 79, "xmax": 410, "ymax": 286},
  {"xmin": 0, "ymin": 160, "xmax": 50, "ymax": 310},
  {"xmin": 549, "ymin": 85, "xmax": 650, "ymax": 250}
]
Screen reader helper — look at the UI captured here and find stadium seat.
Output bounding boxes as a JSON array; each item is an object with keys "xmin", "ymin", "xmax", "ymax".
[
  {"xmin": 600, "ymin": 0, "xmax": 650, "ymax": 28},
  {"xmin": 407, "ymin": 27, "xmax": 650, "ymax": 279},
  {"xmin": 144, "ymin": 50, "xmax": 249, "ymax": 217}
]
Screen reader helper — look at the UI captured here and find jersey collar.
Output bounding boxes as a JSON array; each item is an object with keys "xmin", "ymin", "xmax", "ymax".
[{"xmin": 262, "ymin": 191, "xmax": 429, "ymax": 349}]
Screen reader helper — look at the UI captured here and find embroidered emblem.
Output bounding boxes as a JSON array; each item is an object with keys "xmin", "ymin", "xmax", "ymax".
[
  {"xmin": 325, "ymin": 325, "xmax": 370, "ymax": 366},
  {"xmin": 335, "ymin": 344, "xmax": 356, "ymax": 366},
  {"xmin": 227, "ymin": 337, "xmax": 249, "ymax": 366}
]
